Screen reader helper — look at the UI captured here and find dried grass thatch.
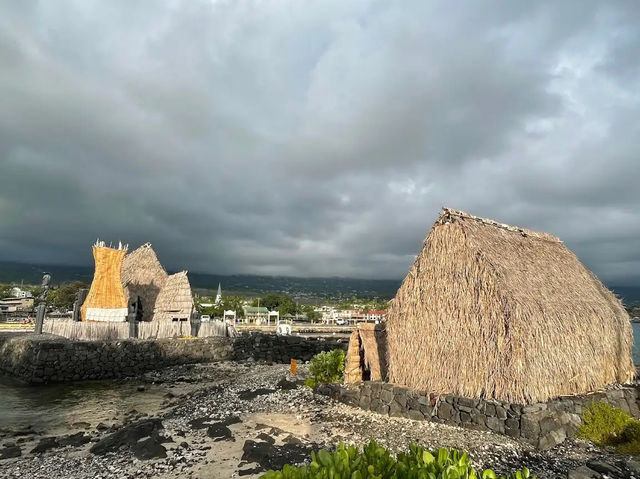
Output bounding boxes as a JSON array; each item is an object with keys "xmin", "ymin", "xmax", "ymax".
[
  {"xmin": 359, "ymin": 323, "xmax": 386, "ymax": 381},
  {"xmin": 121, "ymin": 243, "xmax": 168, "ymax": 322},
  {"xmin": 345, "ymin": 324, "xmax": 387, "ymax": 383},
  {"xmin": 81, "ymin": 244, "xmax": 128, "ymax": 322},
  {"xmin": 153, "ymin": 271, "xmax": 194, "ymax": 322},
  {"xmin": 44, "ymin": 318, "xmax": 129, "ymax": 340},
  {"xmin": 386, "ymin": 207, "xmax": 634, "ymax": 404}
]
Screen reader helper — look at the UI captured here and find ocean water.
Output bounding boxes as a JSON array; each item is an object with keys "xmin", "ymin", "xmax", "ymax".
[{"xmin": 0, "ymin": 376, "xmax": 170, "ymax": 435}]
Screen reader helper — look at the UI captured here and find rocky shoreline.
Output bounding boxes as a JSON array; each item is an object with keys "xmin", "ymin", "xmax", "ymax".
[{"xmin": 0, "ymin": 361, "xmax": 639, "ymax": 478}]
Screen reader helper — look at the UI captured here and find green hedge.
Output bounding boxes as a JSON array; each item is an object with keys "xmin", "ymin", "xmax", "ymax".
[{"xmin": 260, "ymin": 440, "xmax": 533, "ymax": 479}]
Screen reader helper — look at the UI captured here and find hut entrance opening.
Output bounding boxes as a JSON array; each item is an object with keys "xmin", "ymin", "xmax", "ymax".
[{"xmin": 360, "ymin": 342, "xmax": 371, "ymax": 381}]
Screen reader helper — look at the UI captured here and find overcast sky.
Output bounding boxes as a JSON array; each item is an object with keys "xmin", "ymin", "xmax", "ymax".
[{"xmin": 0, "ymin": 1, "xmax": 639, "ymax": 284}]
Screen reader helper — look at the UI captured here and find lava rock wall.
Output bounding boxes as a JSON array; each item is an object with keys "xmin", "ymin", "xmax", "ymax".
[
  {"xmin": 232, "ymin": 332, "xmax": 348, "ymax": 363},
  {"xmin": 315, "ymin": 380, "xmax": 640, "ymax": 450},
  {"xmin": 0, "ymin": 332, "xmax": 347, "ymax": 384}
]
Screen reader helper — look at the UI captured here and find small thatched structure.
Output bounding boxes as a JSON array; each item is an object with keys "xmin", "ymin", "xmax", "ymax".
[
  {"xmin": 386, "ymin": 207, "xmax": 634, "ymax": 404},
  {"xmin": 81, "ymin": 241, "xmax": 128, "ymax": 322},
  {"xmin": 153, "ymin": 271, "xmax": 194, "ymax": 322},
  {"xmin": 121, "ymin": 243, "xmax": 168, "ymax": 322},
  {"xmin": 345, "ymin": 323, "xmax": 387, "ymax": 383}
]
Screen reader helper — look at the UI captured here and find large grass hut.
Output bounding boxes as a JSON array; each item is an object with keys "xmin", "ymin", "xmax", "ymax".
[
  {"xmin": 386, "ymin": 208, "xmax": 634, "ymax": 404},
  {"xmin": 121, "ymin": 243, "xmax": 168, "ymax": 322},
  {"xmin": 153, "ymin": 271, "xmax": 194, "ymax": 322}
]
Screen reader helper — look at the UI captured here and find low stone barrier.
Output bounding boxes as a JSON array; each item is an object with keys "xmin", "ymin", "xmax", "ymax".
[
  {"xmin": 316, "ymin": 380, "xmax": 640, "ymax": 450},
  {"xmin": 0, "ymin": 331, "xmax": 348, "ymax": 384},
  {"xmin": 232, "ymin": 332, "xmax": 348, "ymax": 363},
  {"xmin": 0, "ymin": 333, "xmax": 234, "ymax": 383}
]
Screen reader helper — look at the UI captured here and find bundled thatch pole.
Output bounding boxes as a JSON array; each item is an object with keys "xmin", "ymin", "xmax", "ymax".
[{"xmin": 81, "ymin": 240, "xmax": 128, "ymax": 322}]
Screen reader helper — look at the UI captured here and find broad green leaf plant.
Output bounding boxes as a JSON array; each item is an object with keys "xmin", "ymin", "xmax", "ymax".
[{"xmin": 260, "ymin": 440, "xmax": 534, "ymax": 479}]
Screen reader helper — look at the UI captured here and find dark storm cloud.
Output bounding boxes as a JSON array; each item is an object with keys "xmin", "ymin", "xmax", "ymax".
[{"xmin": 0, "ymin": 0, "xmax": 639, "ymax": 284}]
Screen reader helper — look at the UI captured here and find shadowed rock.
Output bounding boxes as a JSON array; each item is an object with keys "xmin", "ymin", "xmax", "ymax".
[
  {"xmin": 90, "ymin": 418, "xmax": 166, "ymax": 459},
  {"xmin": 0, "ymin": 445, "xmax": 21, "ymax": 460}
]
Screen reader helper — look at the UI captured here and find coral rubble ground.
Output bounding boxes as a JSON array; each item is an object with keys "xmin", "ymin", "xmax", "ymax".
[{"xmin": 0, "ymin": 361, "xmax": 637, "ymax": 479}]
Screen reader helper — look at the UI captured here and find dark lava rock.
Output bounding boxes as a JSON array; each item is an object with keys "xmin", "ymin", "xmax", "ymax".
[
  {"xmin": 586, "ymin": 459, "xmax": 624, "ymax": 477},
  {"xmin": 276, "ymin": 378, "xmax": 302, "ymax": 390},
  {"xmin": 96, "ymin": 423, "xmax": 109, "ymax": 431},
  {"xmin": 12, "ymin": 427, "xmax": 36, "ymax": 437},
  {"xmin": 240, "ymin": 440, "xmax": 318, "ymax": 472},
  {"xmin": 567, "ymin": 466, "xmax": 601, "ymax": 479},
  {"xmin": 238, "ymin": 388, "xmax": 277, "ymax": 400},
  {"xmin": 189, "ymin": 417, "xmax": 212, "ymax": 430},
  {"xmin": 58, "ymin": 432, "xmax": 91, "ymax": 448},
  {"xmin": 0, "ymin": 445, "xmax": 21, "ymax": 460},
  {"xmin": 256, "ymin": 433, "xmax": 276, "ymax": 444},
  {"xmin": 137, "ymin": 385, "xmax": 146, "ymax": 392},
  {"xmin": 71, "ymin": 422, "xmax": 91, "ymax": 429},
  {"xmin": 207, "ymin": 424, "xmax": 233, "ymax": 441},
  {"xmin": 90, "ymin": 418, "xmax": 163, "ymax": 456},
  {"xmin": 132, "ymin": 437, "xmax": 167, "ymax": 460},
  {"xmin": 239, "ymin": 467, "xmax": 263, "ymax": 476},
  {"xmin": 31, "ymin": 437, "xmax": 59, "ymax": 454},
  {"xmin": 283, "ymin": 435, "xmax": 303, "ymax": 445}
]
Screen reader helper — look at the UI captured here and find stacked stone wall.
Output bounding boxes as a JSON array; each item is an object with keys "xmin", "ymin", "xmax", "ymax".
[
  {"xmin": 316, "ymin": 381, "xmax": 640, "ymax": 450},
  {"xmin": 232, "ymin": 332, "xmax": 348, "ymax": 362},
  {"xmin": 0, "ymin": 332, "xmax": 348, "ymax": 384},
  {"xmin": 0, "ymin": 334, "xmax": 233, "ymax": 383}
]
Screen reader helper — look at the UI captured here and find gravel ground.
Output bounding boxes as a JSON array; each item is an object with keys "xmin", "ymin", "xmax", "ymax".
[{"xmin": 0, "ymin": 361, "xmax": 632, "ymax": 478}]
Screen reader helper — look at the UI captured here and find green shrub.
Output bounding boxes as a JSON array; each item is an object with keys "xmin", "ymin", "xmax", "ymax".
[
  {"xmin": 259, "ymin": 440, "xmax": 534, "ymax": 479},
  {"xmin": 616, "ymin": 419, "xmax": 640, "ymax": 454},
  {"xmin": 577, "ymin": 402, "xmax": 631, "ymax": 446},
  {"xmin": 305, "ymin": 349, "xmax": 346, "ymax": 388},
  {"xmin": 622, "ymin": 419, "xmax": 640, "ymax": 443}
]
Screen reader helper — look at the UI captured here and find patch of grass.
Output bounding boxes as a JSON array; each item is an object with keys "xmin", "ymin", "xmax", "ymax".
[
  {"xmin": 577, "ymin": 401, "xmax": 630, "ymax": 446},
  {"xmin": 577, "ymin": 401, "xmax": 640, "ymax": 454}
]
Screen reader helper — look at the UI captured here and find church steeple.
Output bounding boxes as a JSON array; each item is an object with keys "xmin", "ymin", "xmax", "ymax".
[{"xmin": 215, "ymin": 283, "xmax": 222, "ymax": 305}]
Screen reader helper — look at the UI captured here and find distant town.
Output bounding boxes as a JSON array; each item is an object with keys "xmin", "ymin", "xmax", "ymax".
[{"xmin": 0, "ymin": 280, "xmax": 390, "ymax": 326}]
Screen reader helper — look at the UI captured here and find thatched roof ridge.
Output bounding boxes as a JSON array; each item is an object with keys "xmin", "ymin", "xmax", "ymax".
[
  {"xmin": 437, "ymin": 207, "xmax": 561, "ymax": 243},
  {"xmin": 153, "ymin": 271, "xmax": 194, "ymax": 322},
  {"xmin": 122, "ymin": 243, "xmax": 168, "ymax": 287},
  {"xmin": 386, "ymin": 208, "xmax": 634, "ymax": 404}
]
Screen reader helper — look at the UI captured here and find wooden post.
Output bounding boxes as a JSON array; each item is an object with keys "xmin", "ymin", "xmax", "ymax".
[{"xmin": 290, "ymin": 359, "xmax": 297, "ymax": 375}]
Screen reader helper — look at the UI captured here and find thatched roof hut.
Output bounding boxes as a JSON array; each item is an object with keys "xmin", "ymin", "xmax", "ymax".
[
  {"xmin": 153, "ymin": 271, "xmax": 194, "ymax": 322},
  {"xmin": 81, "ymin": 241, "xmax": 128, "ymax": 322},
  {"xmin": 345, "ymin": 323, "xmax": 387, "ymax": 383},
  {"xmin": 386, "ymin": 207, "xmax": 634, "ymax": 404},
  {"xmin": 121, "ymin": 243, "xmax": 168, "ymax": 322}
]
